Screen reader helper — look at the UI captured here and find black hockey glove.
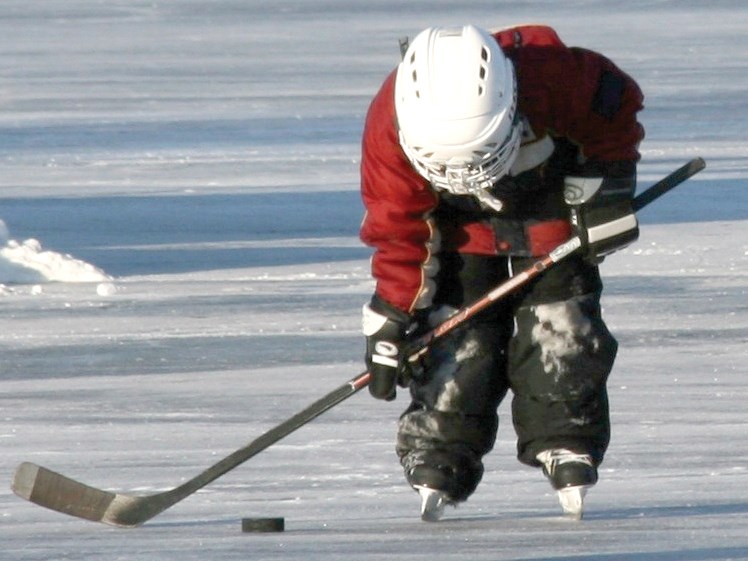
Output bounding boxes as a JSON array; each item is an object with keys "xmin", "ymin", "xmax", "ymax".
[
  {"xmin": 564, "ymin": 173, "xmax": 639, "ymax": 263},
  {"xmin": 362, "ymin": 295, "xmax": 415, "ymax": 401}
]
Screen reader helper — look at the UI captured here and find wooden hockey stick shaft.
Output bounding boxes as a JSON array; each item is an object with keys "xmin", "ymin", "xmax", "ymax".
[{"xmin": 12, "ymin": 157, "xmax": 705, "ymax": 527}]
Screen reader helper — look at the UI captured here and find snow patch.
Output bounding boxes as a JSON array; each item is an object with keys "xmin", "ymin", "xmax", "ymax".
[
  {"xmin": 0, "ymin": 219, "xmax": 111, "ymax": 285},
  {"xmin": 531, "ymin": 299, "xmax": 596, "ymax": 376}
]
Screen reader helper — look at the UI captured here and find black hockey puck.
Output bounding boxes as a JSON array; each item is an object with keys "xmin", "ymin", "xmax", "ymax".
[{"xmin": 241, "ymin": 517, "xmax": 285, "ymax": 533}]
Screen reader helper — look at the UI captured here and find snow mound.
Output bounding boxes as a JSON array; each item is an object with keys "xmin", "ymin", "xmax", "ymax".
[{"xmin": 0, "ymin": 219, "xmax": 111, "ymax": 285}]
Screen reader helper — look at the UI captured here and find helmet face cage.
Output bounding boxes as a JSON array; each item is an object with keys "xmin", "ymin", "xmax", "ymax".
[{"xmin": 400, "ymin": 93, "xmax": 521, "ymax": 195}]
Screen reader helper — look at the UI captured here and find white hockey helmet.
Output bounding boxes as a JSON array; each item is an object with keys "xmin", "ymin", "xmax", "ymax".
[{"xmin": 395, "ymin": 25, "xmax": 521, "ymax": 197}]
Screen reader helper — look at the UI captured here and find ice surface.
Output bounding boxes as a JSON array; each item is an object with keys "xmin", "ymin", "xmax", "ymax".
[{"xmin": 1, "ymin": 1, "xmax": 747, "ymax": 560}]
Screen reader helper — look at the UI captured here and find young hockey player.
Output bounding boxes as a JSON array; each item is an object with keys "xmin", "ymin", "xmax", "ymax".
[{"xmin": 360, "ymin": 24, "xmax": 644, "ymax": 520}]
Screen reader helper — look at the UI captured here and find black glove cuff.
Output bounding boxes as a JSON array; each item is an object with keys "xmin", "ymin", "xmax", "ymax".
[{"xmin": 369, "ymin": 294, "xmax": 411, "ymax": 325}]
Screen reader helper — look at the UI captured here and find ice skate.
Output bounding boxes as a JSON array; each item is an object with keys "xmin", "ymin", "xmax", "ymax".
[
  {"xmin": 407, "ymin": 464, "xmax": 457, "ymax": 522},
  {"xmin": 556, "ymin": 485, "xmax": 588, "ymax": 520},
  {"xmin": 417, "ymin": 487, "xmax": 447, "ymax": 522},
  {"xmin": 537, "ymin": 449, "xmax": 598, "ymax": 519}
]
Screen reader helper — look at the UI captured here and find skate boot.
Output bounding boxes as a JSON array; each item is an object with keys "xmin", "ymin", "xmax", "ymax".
[
  {"xmin": 537, "ymin": 448, "xmax": 598, "ymax": 520},
  {"xmin": 406, "ymin": 465, "xmax": 455, "ymax": 522}
]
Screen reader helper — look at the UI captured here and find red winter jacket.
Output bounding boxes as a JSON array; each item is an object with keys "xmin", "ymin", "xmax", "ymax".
[{"xmin": 360, "ymin": 25, "xmax": 644, "ymax": 313}]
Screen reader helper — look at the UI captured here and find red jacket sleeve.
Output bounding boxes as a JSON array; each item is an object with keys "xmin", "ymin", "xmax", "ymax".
[
  {"xmin": 495, "ymin": 25, "xmax": 644, "ymax": 164},
  {"xmin": 359, "ymin": 72, "xmax": 439, "ymax": 313}
]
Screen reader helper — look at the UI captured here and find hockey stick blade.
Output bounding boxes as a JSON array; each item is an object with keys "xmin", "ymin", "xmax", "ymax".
[
  {"xmin": 13, "ymin": 462, "xmax": 153, "ymax": 527},
  {"xmin": 11, "ymin": 158, "xmax": 705, "ymax": 528},
  {"xmin": 12, "ymin": 373, "xmax": 370, "ymax": 527}
]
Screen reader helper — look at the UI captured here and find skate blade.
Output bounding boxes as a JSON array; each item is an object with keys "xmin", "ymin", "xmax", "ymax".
[
  {"xmin": 416, "ymin": 487, "xmax": 446, "ymax": 522},
  {"xmin": 557, "ymin": 485, "xmax": 590, "ymax": 520}
]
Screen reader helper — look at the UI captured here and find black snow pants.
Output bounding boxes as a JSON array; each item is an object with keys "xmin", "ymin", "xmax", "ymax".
[{"xmin": 396, "ymin": 252, "xmax": 618, "ymax": 502}]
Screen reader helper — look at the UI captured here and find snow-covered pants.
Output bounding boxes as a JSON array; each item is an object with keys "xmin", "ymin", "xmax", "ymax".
[{"xmin": 396, "ymin": 253, "xmax": 618, "ymax": 501}]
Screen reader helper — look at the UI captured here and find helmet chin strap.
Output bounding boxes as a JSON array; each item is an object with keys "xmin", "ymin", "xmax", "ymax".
[
  {"xmin": 442, "ymin": 163, "xmax": 507, "ymax": 213},
  {"xmin": 473, "ymin": 188, "xmax": 505, "ymax": 212}
]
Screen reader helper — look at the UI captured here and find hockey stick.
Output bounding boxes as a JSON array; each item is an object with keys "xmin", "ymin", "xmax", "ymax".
[
  {"xmin": 407, "ymin": 156, "xmax": 707, "ymax": 354},
  {"xmin": 12, "ymin": 157, "xmax": 705, "ymax": 527}
]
